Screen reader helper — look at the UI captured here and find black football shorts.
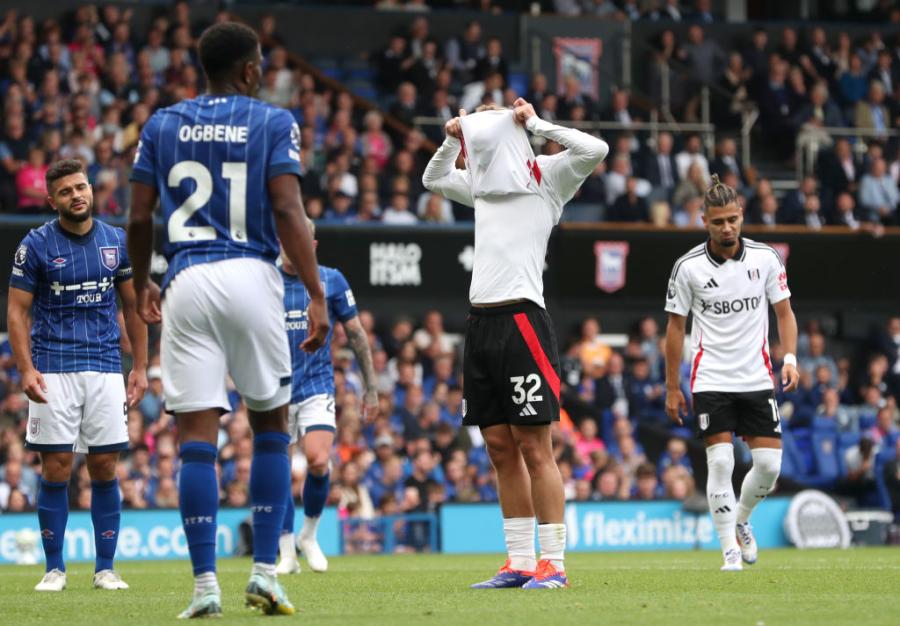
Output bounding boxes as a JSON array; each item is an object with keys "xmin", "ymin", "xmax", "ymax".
[{"xmin": 692, "ymin": 390, "xmax": 782, "ymax": 439}]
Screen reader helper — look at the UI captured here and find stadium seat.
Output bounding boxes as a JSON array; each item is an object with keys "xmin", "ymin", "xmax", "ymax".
[
  {"xmin": 345, "ymin": 80, "xmax": 378, "ymax": 102},
  {"xmin": 812, "ymin": 416, "xmax": 839, "ymax": 434},
  {"xmin": 507, "ymin": 71, "xmax": 529, "ymax": 99},
  {"xmin": 343, "ymin": 59, "xmax": 376, "ymax": 82},
  {"xmin": 779, "ymin": 430, "xmax": 807, "ymax": 481},
  {"xmin": 312, "ymin": 57, "xmax": 343, "ymax": 81},
  {"xmin": 811, "ymin": 431, "xmax": 840, "ymax": 488},
  {"xmin": 837, "ymin": 431, "xmax": 861, "ymax": 475}
]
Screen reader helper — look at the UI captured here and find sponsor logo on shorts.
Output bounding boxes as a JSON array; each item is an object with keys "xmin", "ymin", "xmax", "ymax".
[
  {"xmin": 699, "ymin": 413, "xmax": 709, "ymax": 430},
  {"xmin": 30, "ymin": 418, "xmax": 39, "ymax": 436}
]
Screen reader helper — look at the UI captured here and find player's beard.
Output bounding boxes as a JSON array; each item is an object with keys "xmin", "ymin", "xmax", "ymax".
[{"xmin": 58, "ymin": 198, "xmax": 93, "ymax": 223}]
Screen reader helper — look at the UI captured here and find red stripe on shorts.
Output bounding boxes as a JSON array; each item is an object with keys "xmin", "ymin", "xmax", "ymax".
[{"xmin": 513, "ymin": 312, "xmax": 560, "ymax": 401}]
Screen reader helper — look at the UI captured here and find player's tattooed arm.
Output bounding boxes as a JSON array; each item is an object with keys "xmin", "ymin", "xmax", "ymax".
[{"xmin": 344, "ymin": 315, "xmax": 379, "ymax": 420}]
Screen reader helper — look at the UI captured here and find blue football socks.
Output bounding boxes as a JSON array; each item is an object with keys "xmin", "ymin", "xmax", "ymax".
[
  {"xmin": 37, "ymin": 478, "xmax": 69, "ymax": 573},
  {"xmin": 179, "ymin": 442, "xmax": 218, "ymax": 576},
  {"xmin": 250, "ymin": 432, "xmax": 290, "ymax": 565},
  {"xmin": 91, "ymin": 478, "xmax": 120, "ymax": 572}
]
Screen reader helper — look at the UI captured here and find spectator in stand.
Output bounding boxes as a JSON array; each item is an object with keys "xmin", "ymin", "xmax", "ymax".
[
  {"xmin": 855, "ymin": 80, "xmax": 890, "ymax": 136},
  {"xmin": 859, "ymin": 157, "xmax": 899, "ymax": 225},
  {"xmin": 474, "ymin": 37, "xmax": 507, "ymax": 84},
  {"xmin": 868, "ymin": 50, "xmax": 898, "ymax": 98},
  {"xmin": 382, "ymin": 191, "xmax": 419, "ymax": 225},
  {"xmin": 558, "ymin": 74, "xmax": 597, "ymax": 121},
  {"xmin": 608, "ymin": 176, "xmax": 650, "ymax": 222},
  {"xmin": 883, "ymin": 437, "xmax": 900, "ymax": 516},
  {"xmin": 673, "ymin": 161, "xmax": 708, "ymax": 214},
  {"xmin": 444, "ymin": 20, "xmax": 484, "ymax": 84},
  {"xmin": 377, "ymin": 34, "xmax": 412, "ymax": 96},
  {"xmin": 674, "ymin": 133, "xmax": 710, "ymax": 182},
  {"xmin": 14, "ymin": 146, "xmax": 48, "ymax": 212}
]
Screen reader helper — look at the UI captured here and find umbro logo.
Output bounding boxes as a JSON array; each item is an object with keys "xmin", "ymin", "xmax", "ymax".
[
  {"xmin": 519, "ymin": 403, "xmax": 538, "ymax": 417},
  {"xmin": 703, "ymin": 278, "xmax": 719, "ymax": 289}
]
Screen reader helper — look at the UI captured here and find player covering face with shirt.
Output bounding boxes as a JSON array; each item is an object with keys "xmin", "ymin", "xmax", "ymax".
[
  {"xmin": 423, "ymin": 98, "xmax": 608, "ymax": 589},
  {"xmin": 664, "ymin": 175, "xmax": 800, "ymax": 571}
]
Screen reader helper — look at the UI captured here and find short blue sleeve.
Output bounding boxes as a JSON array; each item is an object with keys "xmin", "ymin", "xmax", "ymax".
[
  {"xmin": 115, "ymin": 228, "xmax": 133, "ymax": 283},
  {"xmin": 267, "ymin": 109, "xmax": 302, "ymax": 180},
  {"xmin": 9, "ymin": 231, "xmax": 42, "ymax": 293},
  {"xmin": 129, "ymin": 112, "xmax": 162, "ymax": 187},
  {"xmin": 329, "ymin": 269, "xmax": 358, "ymax": 323}
]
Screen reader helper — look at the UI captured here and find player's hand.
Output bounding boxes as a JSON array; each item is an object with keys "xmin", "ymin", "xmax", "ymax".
[
  {"xmin": 665, "ymin": 386, "xmax": 687, "ymax": 426},
  {"xmin": 513, "ymin": 98, "xmax": 537, "ymax": 126},
  {"xmin": 127, "ymin": 368, "xmax": 149, "ymax": 407},
  {"xmin": 22, "ymin": 368, "xmax": 48, "ymax": 404},
  {"xmin": 445, "ymin": 109, "xmax": 467, "ymax": 139},
  {"xmin": 781, "ymin": 363, "xmax": 800, "ymax": 392},
  {"xmin": 362, "ymin": 388, "xmax": 379, "ymax": 421},
  {"xmin": 137, "ymin": 281, "xmax": 162, "ymax": 324},
  {"xmin": 301, "ymin": 295, "xmax": 330, "ymax": 353}
]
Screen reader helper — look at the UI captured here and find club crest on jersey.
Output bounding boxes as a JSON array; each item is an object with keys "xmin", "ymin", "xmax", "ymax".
[
  {"xmin": 747, "ymin": 268, "xmax": 760, "ymax": 281},
  {"xmin": 14, "ymin": 245, "xmax": 27, "ymax": 266},
  {"xmin": 99, "ymin": 247, "xmax": 119, "ymax": 271},
  {"xmin": 593, "ymin": 241, "xmax": 630, "ymax": 294},
  {"xmin": 699, "ymin": 413, "xmax": 709, "ymax": 430}
]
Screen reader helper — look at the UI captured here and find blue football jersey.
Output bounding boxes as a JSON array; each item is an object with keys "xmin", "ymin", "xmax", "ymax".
[
  {"xmin": 9, "ymin": 219, "xmax": 132, "ymax": 373},
  {"xmin": 283, "ymin": 265, "xmax": 358, "ymax": 403},
  {"xmin": 129, "ymin": 94, "xmax": 302, "ymax": 290}
]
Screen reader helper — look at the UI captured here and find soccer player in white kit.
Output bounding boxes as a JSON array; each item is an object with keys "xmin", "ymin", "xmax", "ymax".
[
  {"xmin": 664, "ymin": 174, "xmax": 800, "ymax": 571},
  {"xmin": 423, "ymin": 98, "xmax": 608, "ymax": 588}
]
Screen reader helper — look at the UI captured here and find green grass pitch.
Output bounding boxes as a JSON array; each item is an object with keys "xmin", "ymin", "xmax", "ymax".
[{"xmin": 2, "ymin": 549, "xmax": 898, "ymax": 625}]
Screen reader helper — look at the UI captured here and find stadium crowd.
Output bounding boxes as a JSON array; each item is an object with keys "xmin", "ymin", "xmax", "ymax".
[
  {"xmin": 1, "ymin": 1, "xmax": 900, "ymax": 551},
  {"xmin": 2, "ymin": 3, "xmax": 900, "ymax": 228},
  {"xmin": 2, "ymin": 308, "xmax": 899, "ymax": 530}
]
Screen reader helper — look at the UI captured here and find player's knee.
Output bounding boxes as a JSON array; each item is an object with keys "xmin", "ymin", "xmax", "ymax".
[
  {"xmin": 705, "ymin": 444, "xmax": 735, "ymax": 477},
  {"xmin": 306, "ymin": 452, "xmax": 330, "ymax": 476},
  {"xmin": 41, "ymin": 454, "xmax": 74, "ymax": 482},
  {"xmin": 751, "ymin": 448, "xmax": 782, "ymax": 483},
  {"xmin": 515, "ymin": 437, "xmax": 551, "ymax": 471},
  {"xmin": 484, "ymin": 434, "xmax": 518, "ymax": 467}
]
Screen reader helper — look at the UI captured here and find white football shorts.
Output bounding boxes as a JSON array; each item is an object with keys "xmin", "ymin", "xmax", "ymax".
[
  {"xmin": 287, "ymin": 394, "xmax": 336, "ymax": 444},
  {"xmin": 26, "ymin": 372, "xmax": 127, "ymax": 454},
  {"xmin": 161, "ymin": 258, "xmax": 292, "ymax": 414}
]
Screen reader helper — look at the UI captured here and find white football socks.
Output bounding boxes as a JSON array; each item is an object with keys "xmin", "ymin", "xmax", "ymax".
[
  {"xmin": 706, "ymin": 443, "xmax": 738, "ymax": 553},
  {"xmin": 279, "ymin": 533, "xmax": 296, "ymax": 560},
  {"xmin": 537, "ymin": 523, "xmax": 566, "ymax": 571},
  {"xmin": 300, "ymin": 515, "xmax": 321, "ymax": 543},
  {"xmin": 737, "ymin": 448, "xmax": 782, "ymax": 524},
  {"xmin": 194, "ymin": 571, "xmax": 219, "ymax": 595},
  {"xmin": 503, "ymin": 517, "xmax": 537, "ymax": 572},
  {"xmin": 252, "ymin": 562, "xmax": 276, "ymax": 577}
]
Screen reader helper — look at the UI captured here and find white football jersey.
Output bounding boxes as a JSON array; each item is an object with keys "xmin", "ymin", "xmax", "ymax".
[
  {"xmin": 664, "ymin": 238, "xmax": 791, "ymax": 393},
  {"xmin": 423, "ymin": 115, "xmax": 609, "ymax": 307}
]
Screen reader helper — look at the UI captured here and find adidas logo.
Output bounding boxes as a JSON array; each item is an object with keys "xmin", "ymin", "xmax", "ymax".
[
  {"xmin": 703, "ymin": 278, "xmax": 719, "ymax": 289},
  {"xmin": 518, "ymin": 403, "xmax": 538, "ymax": 417},
  {"xmin": 714, "ymin": 505, "xmax": 732, "ymax": 514}
]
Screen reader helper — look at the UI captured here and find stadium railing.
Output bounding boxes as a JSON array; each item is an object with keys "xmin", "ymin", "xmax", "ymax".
[{"xmin": 796, "ymin": 126, "xmax": 900, "ymax": 179}]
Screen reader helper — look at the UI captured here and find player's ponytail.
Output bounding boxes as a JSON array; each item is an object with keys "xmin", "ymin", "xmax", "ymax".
[{"xmin": 703, "ymin": 173, "xmax": 738, "ymax": 212}]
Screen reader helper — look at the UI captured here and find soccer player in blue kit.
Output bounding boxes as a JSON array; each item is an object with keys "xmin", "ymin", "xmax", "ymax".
[
  {"xmin": 7, "ymin": 159, "xmax": 149, "ymax": 592},
  {"xmin": 127, "ymin": 23, "xmax": 329, "ymax": 618},
  {"xmin": 275, "ymin": 222, "xmax": 378, "ymax": 576}
]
